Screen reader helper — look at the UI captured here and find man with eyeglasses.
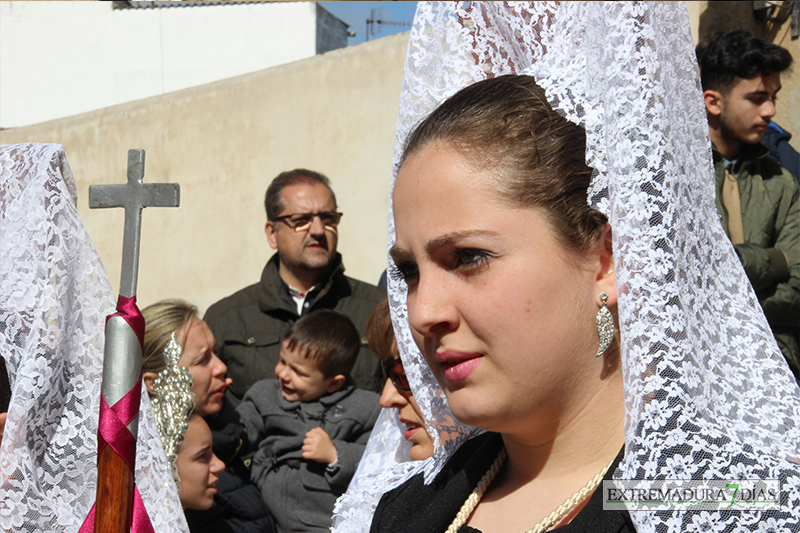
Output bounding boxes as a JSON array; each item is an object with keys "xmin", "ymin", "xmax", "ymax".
[{"xmin": 205, "ymin": 169, "xmax": 384, "ymax": 406}]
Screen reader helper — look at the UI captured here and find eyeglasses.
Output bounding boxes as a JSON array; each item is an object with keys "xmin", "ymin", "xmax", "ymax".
[
  {"xmin": 381, "ymin": 357, "xmax": 411, "ymax": 392},
  {"xmin": 273, "ymin": 212, "xmax": 343, "ymax": 232}
]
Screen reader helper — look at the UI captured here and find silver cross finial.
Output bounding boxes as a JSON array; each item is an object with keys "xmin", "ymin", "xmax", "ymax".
[{"xmin": 89, "ymin": 149, "xmax": 180, "ymax": 298}]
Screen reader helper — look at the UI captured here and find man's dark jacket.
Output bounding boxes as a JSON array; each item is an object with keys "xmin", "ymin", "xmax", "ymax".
[{"xmin": 204, "ymin": 253, "xmax": 384, "ymax": 405}]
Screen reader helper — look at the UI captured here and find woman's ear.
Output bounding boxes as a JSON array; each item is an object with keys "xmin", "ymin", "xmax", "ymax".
[
  {"xmin": 595, "ymin": 223, "xmax": 617, "ymax": 307},
  {"xmin": 143, "ymin": 371, "xmax": 158, "ymax": 396}
]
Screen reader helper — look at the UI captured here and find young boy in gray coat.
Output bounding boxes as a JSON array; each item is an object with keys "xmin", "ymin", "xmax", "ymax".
[{"xmin": 237, "ymin": 310, "xmax": 381, "ymax": 533}]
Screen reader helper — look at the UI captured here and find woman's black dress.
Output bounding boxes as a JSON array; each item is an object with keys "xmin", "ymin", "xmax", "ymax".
[{"xmin": 370, "ymin": 432, "xmax": 634, "ymax": 533}]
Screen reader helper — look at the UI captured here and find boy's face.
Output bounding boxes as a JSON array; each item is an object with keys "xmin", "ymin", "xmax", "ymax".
[{"xmin": 275, "ymin": 339, "xmax": 339, "ymax": 402}]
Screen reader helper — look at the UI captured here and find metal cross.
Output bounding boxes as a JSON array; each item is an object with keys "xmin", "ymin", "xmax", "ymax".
[
  {"xmin": 89, "ymin": 149, "xmax": 180, "ymax": 532},
  {"xmin": 89, "ymin": 149, "xmax": 180, "ymax": 298}
]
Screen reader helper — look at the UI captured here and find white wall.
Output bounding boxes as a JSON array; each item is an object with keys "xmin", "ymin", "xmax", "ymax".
[{"xmin": 0, "ymin": 1, "xmax": 323, "ymax": 128}]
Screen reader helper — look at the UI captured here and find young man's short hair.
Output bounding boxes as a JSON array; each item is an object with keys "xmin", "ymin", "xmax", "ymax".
[
  {"xmin": 696, "ymin": 29, "xmax": 793, "ymax": 94},
  {"xmin": 264, "ymin": 169, "xmax": 337, "ymax": 221},
  {"xmin": 283, "ymin": 310, "xmax": 360, "ymax": 378}
]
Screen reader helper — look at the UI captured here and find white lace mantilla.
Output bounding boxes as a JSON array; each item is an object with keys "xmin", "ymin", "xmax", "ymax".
[
  {"xmin": 0, "ymin": 143, "xmax": 188, "ymax": 532},
  {"xmin": 334, "ymin": 3, "xmax": 800, "ymax": 532}
]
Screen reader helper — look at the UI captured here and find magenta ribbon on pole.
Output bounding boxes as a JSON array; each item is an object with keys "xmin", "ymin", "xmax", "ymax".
[
  {"xmin": 79, "ymin": 295, "xmax": 155, "ymax": 533},
  {"xmin": 113, "ymin": 294, "xmax": 145, "ymax": 348}
]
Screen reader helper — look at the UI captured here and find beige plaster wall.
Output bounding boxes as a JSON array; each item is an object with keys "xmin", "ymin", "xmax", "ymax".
[
  {"xmin": 0, "ymin": 32, "xmax": 409, "ymax": 314},
  {"xmin": 688, "ymin": 1, "xmax": 800, "ymax": 136}
]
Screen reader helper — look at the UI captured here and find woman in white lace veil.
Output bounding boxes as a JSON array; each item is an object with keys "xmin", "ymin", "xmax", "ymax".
[
  {"xmin": 0, "ymin": 143, "xmax": 189, "ymax": 532},
  {"xmin": 334, "ymin": 3, "xmax": 800, "ymax": 532}
]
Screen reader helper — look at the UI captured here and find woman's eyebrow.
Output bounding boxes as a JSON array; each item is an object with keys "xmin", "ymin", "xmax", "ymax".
[
  {"xmin": 391, "ymin": 230, "xmax": 500, "ymax": 259},
  {"xmin": 425, "ymin": 230, "xmax": 499, "ymax": 255},
  {"xmin": 194, "ymin": 444, "xmax": 211, "ymax": 459},
  {"xmin": 389, "ymin": 244, "xmax": 413, "ymax": 262}
]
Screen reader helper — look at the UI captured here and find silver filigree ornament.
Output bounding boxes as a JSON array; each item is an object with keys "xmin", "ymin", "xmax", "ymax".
[
  {"xmin": 595, "ymin": 292, "xmax": 614, "ymax": 357},
  {"xmin": 151, "ymin": 332, "xmax": 195, "ymax": 487}
]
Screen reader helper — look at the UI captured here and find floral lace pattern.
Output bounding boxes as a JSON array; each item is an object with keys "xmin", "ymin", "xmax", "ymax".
[
  {"xmin": 334, "ymin": 3, "xmax": 800, "ymax": 532},
  {"xmin": 0, "ymin": 143, "xmax": 188, "ymax": 532}
]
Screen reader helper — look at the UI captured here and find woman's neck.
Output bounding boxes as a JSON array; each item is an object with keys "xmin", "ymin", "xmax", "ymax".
[
  {"xmin": 503, "ymin": 376, "xmax": 624, "ymax": 482},
  {"xmin": 466, "ymin": 368, "xmax": 625, "ymax": 532}
]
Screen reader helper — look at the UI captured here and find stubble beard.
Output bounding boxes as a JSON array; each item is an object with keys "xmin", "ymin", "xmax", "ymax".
[
  {"xmin": 281, "ymin": 239, "xmax": 334, "ymax": 283},
  {"xmin": 719, "ymin": 109, "xmax": 767, "ymax": 149}
]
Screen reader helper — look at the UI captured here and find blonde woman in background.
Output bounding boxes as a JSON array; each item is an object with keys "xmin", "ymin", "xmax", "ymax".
[{"xmin": 143, "ymin": 300, "xmax": 276, "ymax": 533}]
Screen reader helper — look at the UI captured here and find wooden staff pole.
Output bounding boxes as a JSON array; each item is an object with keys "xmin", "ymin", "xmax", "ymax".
[{"xmin": 89, "ymin": 150, "xmax": 179, "ymax": 532}]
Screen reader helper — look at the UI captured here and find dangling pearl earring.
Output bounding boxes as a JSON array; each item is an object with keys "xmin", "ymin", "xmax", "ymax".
[{"xmin": 596, "ymin": 292, "xmax": 614, "ymax": 357}]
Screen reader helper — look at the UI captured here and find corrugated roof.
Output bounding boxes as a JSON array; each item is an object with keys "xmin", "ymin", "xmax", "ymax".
[{"xmin": 113, "ymin": 1, "xmax": 295, "ymax": 9}]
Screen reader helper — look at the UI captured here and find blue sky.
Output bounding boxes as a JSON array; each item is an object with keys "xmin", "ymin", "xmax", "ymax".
[{"xmin": 318, "ymin": 1, "xmax": 418, "ymax": 46}]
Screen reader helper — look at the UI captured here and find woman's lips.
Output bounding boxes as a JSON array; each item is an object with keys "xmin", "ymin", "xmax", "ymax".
[
  {"xmin": 400, "ymin": 417, "xmax": 423, "ymax": 441},
  {"xmin": 436, "ymin": 350, "xmax": 483, "ymax": 382},
  {"xmin": 404, "ymin": 426, "xmax": 422, "ymax": 441},
  {"xmin": 212, "ymin": 384, "xmax": 228, "ymax": 397}
]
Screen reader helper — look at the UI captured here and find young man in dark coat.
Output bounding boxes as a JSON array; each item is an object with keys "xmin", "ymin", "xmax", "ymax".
[{"xmin": 697, "ymin": 29, "xmax": 800, "ymax": 378}]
